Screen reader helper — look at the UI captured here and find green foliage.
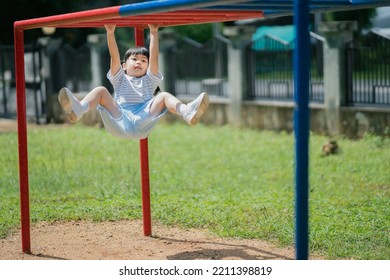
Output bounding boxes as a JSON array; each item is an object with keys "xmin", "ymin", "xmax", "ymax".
[
  {"xmin": 0, "ymin": 0, "xmax": 214, "ymax": 46},
  {"xmin": 0, "ymin": 124, "xmax": 389, "ymax": 259},
  {"xmin": 324, "ymin": 8, "xmax": 377, "ymax": 29},
  {"xmin": 170, "ymin": 24, "xmax": 214, "ymax": 43},
  {"xmin": 1, "ymin": 0, "xmax": 87, "ymax": 44},
  {"xmin": 0, "ymin": 0, "xmax": 130, "ymax": 45}
]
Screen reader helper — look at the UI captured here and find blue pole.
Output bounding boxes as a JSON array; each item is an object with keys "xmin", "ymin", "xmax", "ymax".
[{"xmin": 293, "ymin": 0, "xmax": 310, "ymax": 260}]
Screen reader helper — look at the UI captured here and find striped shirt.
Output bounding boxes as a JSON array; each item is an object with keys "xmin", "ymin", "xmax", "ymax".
[{"xmin": 107, "ymin": 68, "xmax": 163, "ymax": 105}]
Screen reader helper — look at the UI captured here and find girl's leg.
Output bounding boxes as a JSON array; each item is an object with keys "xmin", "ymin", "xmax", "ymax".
[
  {"xmin": 82, "ymin": 86, "xmax": 121, "ymax": 119},
  {"xmin": 150, "ymin": 91, "xmax": 209, "ymax": 125},
  {"xmin": 149, "ymin": 91, "xmax": 182, "ymax": 116},
  {"xmin": 58, "ymin": 86, "xmax": 121, "ymax": 123}
]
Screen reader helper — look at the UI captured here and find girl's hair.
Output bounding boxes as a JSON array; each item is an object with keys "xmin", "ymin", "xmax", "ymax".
[
  {"xmin": 123, "ymin": 47, "xmax": 149, "ymax": 63},
  {"xmin": 122, "ymin": 46, "xmax": 160, "ymax": 95},
  {"xmin": 154, "ymin": 86, "xmax": 161, "ymax": 96}
]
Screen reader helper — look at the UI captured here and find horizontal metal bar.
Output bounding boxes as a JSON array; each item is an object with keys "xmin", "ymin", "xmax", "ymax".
[
  {"xmin": 14, "ymin": 6, "xmax": 121, "ymax": 31},
  {"xmin": 206, "ymin": 0, "xmax": 389, "ymax": 9},
  {"xmin": 118, "ymin": 0, "xmax": 249, "ymax": 16},
  {"xmin": 52, "ymin": 10, "xmax": 263, "ymax": 28},
  {"xmin": 13, "ymin": 1, "xmax": 247, "ymax": 30},
  {"xmin": 13, "ymin": 0, "xmax": 389, "ymax": 31}
]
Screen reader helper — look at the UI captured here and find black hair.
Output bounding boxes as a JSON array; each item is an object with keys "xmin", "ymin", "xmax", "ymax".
[
  {"xmin": 154, "ymin": 86, "xmax": 161, "ymax": 96},
  {"xmin": 123, "ymin": 47, "xmax": 149, "ymax": 63},
  {"xmin": 122, "ymin": 47, "xmax": 160, "ymax": 95}
]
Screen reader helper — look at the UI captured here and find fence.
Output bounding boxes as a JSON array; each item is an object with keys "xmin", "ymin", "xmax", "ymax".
[
  {"xmin": 246, "ymin": 35, "xmax": 295, "ymax": 101},
  {"xmin": 169, "ymin": 32, "xmax": 327, "ymax": 103},
  {"xmin": 347, "ymin": 30, "xmax": 390, "ymax": 106},
  {"xmin": 170, "ymin": 35, "xmax": 228, "ymax": 97},
  {"xmin": 49, "ymin": 43, "xmax": 92, "ymax": 93},
  {"xmin": 1, "ymin": 27, "xmax": 389, "ymax": 123},
  {"xmin": 169, "ymin": 29, "xmax": 390, "ymax": 107},
  {"xmin": 246, "ymin": 33, "xmax": 325, "ymax": 103},
  {"xmin": 0, "ymin": 43, "xmax": 44, "ymax": 121}
]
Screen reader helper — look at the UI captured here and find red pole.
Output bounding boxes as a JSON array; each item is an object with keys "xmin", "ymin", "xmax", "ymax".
[
  {"xmin": 14, "ymin": 27, "xmax": 31, "ymax": 254},
  {"xmin": 134, "ymin": 27, "xmax": 152, "ymax": 236}
]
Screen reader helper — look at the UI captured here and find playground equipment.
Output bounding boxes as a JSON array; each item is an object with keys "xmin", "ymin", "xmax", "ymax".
[{"xmin": 13, "ymin": 0, "xmax": 388, "ymax": 260}]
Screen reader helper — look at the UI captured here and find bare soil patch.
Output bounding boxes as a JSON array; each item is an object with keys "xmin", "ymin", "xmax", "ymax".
[
  {"xmin": 1, "ymin": 220, "xmax": 324, "ymax": 260},
  {"xmin": 0, "ymin": 118, "xmax": 17, "ymax": 133}
]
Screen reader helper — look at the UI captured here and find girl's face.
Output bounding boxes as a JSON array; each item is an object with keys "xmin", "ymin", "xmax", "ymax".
[{"xmin": 123, "ymin": 54, "xmax": 148, "ymax": 77}]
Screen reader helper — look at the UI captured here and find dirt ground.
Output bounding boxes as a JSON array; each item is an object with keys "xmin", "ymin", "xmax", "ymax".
[
  {"xmin": 0, "ymin": 220, "xmax": 325, "ymax": 260},
  {"xmin": 1, "ymin": 119, "xmax": 323, "ymax": 260},
  {"xmin": 0, "ymin": 118, "xmax": 18, "ymax": 133}
]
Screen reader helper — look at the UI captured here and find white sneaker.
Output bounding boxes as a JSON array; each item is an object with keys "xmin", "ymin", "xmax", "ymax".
[
  {"xmin": 183, "ymin": 92, "xmax": 209, "ymax": 125},
  {"xmin": 58, "ymin": 87, "xmax": 82, "ymax": 123}
]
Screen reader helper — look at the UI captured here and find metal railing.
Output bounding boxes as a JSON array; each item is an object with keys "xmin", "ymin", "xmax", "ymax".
[
  {"xmin": 2, "ymin": 28, "xmax": 389, "ymax": 124},
  {"xmin": 347, "ymin": 30, "xmax": 390, "ymax": 106},
  {"xmin": 247, "ymin": 33, "xmax": 324, "ymax": 103},
  {"xmin": 52, "ymin": 44, "xmax": 92, "ymax": 93},
  {"xmin": 0, "ymin": 43, "xmax": 44, "ymax": 121},
  {"xmin": 171, "ymin": 35, "xmax": 228, "ymax": 97},
  {"xmin": 247, "ymin": 35, "xmax": 294, "ymax": 101}
]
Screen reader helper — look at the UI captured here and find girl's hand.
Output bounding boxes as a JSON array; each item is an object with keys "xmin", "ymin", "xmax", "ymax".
[
  {"xmin": 105, "ymin": 24, "xmax": 116, "ymax": 33},
  {"xmin": 148, "ymin": 24, "xmax": 159, "ymax": 34}
]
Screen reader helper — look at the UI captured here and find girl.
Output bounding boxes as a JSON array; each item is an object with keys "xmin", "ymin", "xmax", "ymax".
[{"xmin": 58, "ymin": 24, "xmax": 209, "ymax": 139}]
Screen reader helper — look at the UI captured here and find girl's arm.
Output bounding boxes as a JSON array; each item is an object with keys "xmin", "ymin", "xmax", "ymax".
[
  {"xmin": 105, "ymin": 25, "xmax": 121, "ymax": 76},
  {"xmin": 148, "ymin": 24, "xmax": 159, "ymax": 76}
]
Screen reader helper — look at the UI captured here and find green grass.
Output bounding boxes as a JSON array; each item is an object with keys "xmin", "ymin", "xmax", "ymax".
[{"xmin": 1, "ymin": 123, "xmax": 389, "ymax": 259}]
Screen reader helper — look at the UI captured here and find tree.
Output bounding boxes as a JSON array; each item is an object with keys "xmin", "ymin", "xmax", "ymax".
[
  {"xmin": 171, "ymin": 24, "xmax": 214, "ymax": 44},
  {"xmin": 324, "ymin": 8, "xmax": 377, "ymax": 30},
  {"xmin": 0, "ymin": 0, "xmax": 128, "ymax": 46}
]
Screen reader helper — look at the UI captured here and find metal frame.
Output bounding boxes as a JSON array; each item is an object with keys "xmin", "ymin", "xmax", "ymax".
[{"xmin": 13, "ymin": 0, "xmax": 388, "ymax": 259}]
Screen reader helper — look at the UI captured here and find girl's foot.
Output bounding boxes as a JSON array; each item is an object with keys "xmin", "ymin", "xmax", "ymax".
[
  {"xmin": 183, "ymin": 92, "xmax": 209, "ymax": 125},
  {"xmin": 58, "ymin": 87, "xmax": 83, "ymax": 123}
]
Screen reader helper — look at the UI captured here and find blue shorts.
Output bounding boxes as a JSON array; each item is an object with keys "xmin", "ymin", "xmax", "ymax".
[{"xmin": 97, "ymin": 98, "xmax": 168, "ymax": 140}]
